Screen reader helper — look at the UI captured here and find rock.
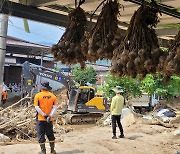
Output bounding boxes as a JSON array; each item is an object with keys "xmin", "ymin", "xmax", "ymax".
[
  {"xmin": 0, "ymin": 133, "xmax": 10, "ymax": 142},
  {"xmin": 173, "ymin": 129, "xmax": 180, "ymax": 136}
]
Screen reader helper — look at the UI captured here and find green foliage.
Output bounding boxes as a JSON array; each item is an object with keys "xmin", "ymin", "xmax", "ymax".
[
  {"xmin": 103, "ymin": 72, "xmax": 180, "ymax": 100},
  {"xmin": 159, "ymin": 76, "xmax": 180, "ymax": 99},
  {"xmin": 141, "ymin": 74, "xmax": 157, "ymax": 96},
  {"xmin": 72, "ymin": 66, "xmax": 97, "ymax": 84},
  {"xmin": 141, "ymin": 74, "xmax": 180, "ymax": 99},
  {"xmin": 103, "ymin": 73, "xmax": 141, "ymax": 99}
]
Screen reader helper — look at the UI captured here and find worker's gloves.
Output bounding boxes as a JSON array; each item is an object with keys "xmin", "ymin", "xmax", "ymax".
[{"xmin": 44, "ymin": 114, "xmax": 51, "ymax": 123}]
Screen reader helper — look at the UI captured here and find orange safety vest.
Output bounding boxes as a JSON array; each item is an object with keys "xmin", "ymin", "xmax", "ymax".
[
  {"xmin": 2, "ymin": 91, "xmax": 7, "ymax": 100},
  {"xmin": 34, "ymin": 90, "xmax": 57, "ymax": 121}
]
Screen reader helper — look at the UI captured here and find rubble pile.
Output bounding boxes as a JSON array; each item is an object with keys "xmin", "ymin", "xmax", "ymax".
[
  {"xmin": 142, "ymin": 97, "xmax": 180, "ymax": 128},
  {"xmin": 97, "ymin": 108, "xmax": 136, "ymax": 127},
  {"xmin": 0, "ymin": 95, "xmax": 69, "ymax": 143},
  {"xmin": 0, "ymin": 96, "xmax": 36, "ymax": 141}
]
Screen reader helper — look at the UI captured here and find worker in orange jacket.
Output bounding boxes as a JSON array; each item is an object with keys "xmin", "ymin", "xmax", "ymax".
[
  {"xmin": 1, "ymin": 90, "xmax": 7, "ymax": 105},
  {"xmin": 34, "ymin": 81, "xmax": 57, "ymax": 154}
]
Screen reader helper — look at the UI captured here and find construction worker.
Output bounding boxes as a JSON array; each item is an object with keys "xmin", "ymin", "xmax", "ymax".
[
  {"xmin": 34, "ymin": 81, "xmax": 57, "ymax": 154},
  {"xmin": 1, "ymin": 90, "xmax": 7, "ymax": 105},
  {"xmin": 110, "ymin": 86, "xmax": 125, "ymax": 139}
]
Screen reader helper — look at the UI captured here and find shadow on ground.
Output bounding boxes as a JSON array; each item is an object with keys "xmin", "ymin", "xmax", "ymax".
[
  {"xmin": 126, "ymin": 135, "xmax": 143, "ymax": 140},
  {"xmin": 57, "ymin": 149, "xmax": 84, "ymax": 154}
]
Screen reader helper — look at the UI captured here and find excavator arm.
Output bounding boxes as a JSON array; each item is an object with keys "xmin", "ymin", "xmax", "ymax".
[{"xmin": 21, "ymin": 61, "xmax": 74, "ymax": 95}]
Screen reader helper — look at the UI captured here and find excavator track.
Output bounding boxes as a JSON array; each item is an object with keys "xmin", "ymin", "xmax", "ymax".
[{"xmin": 65, "ymin": 113, "xmax": 103, "ymax": 124}]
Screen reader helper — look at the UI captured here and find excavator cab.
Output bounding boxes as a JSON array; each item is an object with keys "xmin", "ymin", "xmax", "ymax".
[
  {"xmin": 66, "ymin": 86, "xmax": 107, "ymax": 124},
  {"xmin": 68, "ymin": 86, "xmax": 107, "ymax": 113}
]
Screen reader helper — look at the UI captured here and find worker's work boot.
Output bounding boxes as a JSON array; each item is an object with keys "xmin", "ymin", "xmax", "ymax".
[
  {"xmin": 49, "ymin": 142, "xmax": 56, "ymax": 154},
  {"xmin": 39, "ymin": 143, "xmax": 46, "ymax": 154},
  {"xmin": 119, "ymin": 134, "xmax": 125, "ymax": 138},
  {"xmin": 112, "ymin": 135, "xmax": 117, "ymax": 139}
]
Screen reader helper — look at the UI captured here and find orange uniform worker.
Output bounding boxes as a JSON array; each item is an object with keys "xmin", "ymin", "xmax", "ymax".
[
  {"xmin": 2, "ymin": 90, "xmax": 8, "ymax": 105},
  {"xmin": 34, "ymin": 81, "xmax": 57, "ymax": 154}
]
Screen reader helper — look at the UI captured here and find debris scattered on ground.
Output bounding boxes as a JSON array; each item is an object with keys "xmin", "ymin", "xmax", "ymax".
[
  {"xmin": 0, "ymin": 133, "xmax": 10, "ymax": 142},
  {"xmin": 157, "ymin": 95, "xmax": 180, "ymax": 111},
  {"xmin": 170, "ymin": 116, "xmax": 180, "ymax": 125},
  {"xmin": 133, "ymin": 95, "xmax": 180, "ymax": 129},
  {"xmin": 97, "ymin": 108, "xmax": 136, "ymax": 127},
  {"xmin": 0, "ymin": 88, "xmax": 71, "ymax": 144},
  {"xmin": 96, "ymin": 112, "xmax": 111, "ymax": 126}
]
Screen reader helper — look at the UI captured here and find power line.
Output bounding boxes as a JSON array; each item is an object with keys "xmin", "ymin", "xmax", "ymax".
[{"xmin": 56, "ymin": 26, "xmax": 65, "ymax": 31}]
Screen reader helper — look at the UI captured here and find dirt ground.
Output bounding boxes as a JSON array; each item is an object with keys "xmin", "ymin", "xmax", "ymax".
[
  {"xmin": 0, "ymin": 89, "xmax": 179, "ymax": 154},
  {"xmin": 0, "ymin": 121, "xmax": 179, "ymax": 154}
]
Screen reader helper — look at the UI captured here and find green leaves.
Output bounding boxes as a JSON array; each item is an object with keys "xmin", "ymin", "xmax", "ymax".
[
  {"xmin": 103, "ymin": 73, "xmax": 141, "ymax": 99},
  {"xmin": 102, "ymin": 72, "xmax": 180, "ymax": 100},
  {"xmin": 141, "ymin": 74, "xmax": 180, "ymax": 99},
  {"xmin": 165, "ymin": 76, "xmax": 180, "ymax": 98},
  {"xmin": 72, "ymin": 65, "xmax": 97, "ymax": 84},
  {"xmin": 141, "ymin": 74, "xmax": 157, "ymax": 96}
]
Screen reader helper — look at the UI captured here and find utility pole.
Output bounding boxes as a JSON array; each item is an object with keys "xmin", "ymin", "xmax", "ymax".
[
  {"xmin": 0, "ymin": 14, "xmax": 8, "ymax": 106},
  {"xmin": 39, "ymin": 53, "xmax": 43, "ymax": 88}
]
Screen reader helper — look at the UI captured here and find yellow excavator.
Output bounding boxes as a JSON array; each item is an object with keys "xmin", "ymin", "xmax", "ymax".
[
  {"xmin": 66, "ymin": 86, "xmax": 107, "ymax": 124},
  {"xmin": 22, "ymin": 61, "xmax": 107, "ymax": 124}
]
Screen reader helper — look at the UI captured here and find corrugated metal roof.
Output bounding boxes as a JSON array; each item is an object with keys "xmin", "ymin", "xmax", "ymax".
[
  {"xmin": 86, "ymin": 63, "xmax": 109, "ymax": 71},
  {"xmin": 6, "ymin": 36, "xmax": 50, "ymax": 56}
]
